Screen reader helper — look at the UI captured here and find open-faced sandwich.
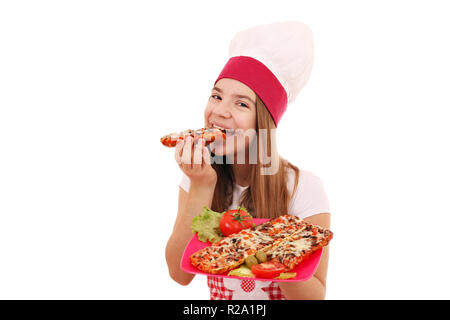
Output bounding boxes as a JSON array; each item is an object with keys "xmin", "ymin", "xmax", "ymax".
[
  {"xmin": 160, "ymin": 127, "xmax": 227, "ymax": 148},
  {"xmin": 190, "ymin": 211, "xmax": 333, "ymax": 279}
]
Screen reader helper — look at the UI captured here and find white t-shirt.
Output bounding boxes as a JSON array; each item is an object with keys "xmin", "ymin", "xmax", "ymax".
[{"xmin": 178, "ymin": 167, "xmax": 330, "ymax": 219}]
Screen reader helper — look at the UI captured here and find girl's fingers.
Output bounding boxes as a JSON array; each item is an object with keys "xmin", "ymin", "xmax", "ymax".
[
  {"xmin": 174, "ymin": 139, "xmax": 184, "ymax": 165},
  {"xmin": 181, "ymin": 136, "xmax": 193, "ymax": 168},
  {"xmin": 176, "ymin": 136, "xmax": 213, "ymax": 173},
  {"xmin": 193, "ymin": 138, "xmax": 204, "ymax": 166},
  {"xmin": 202, "ymin": 143, "xmax": 212, "ymax": 167}
]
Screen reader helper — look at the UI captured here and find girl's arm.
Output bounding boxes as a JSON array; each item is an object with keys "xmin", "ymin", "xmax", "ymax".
[
  {"xmin": 165, "ymin": 184, "xmax": 215, "ymax": 286},
  {"xmin": 165, "ymin": 136, "xmax": 217, "ymax": 286},
  {"xmin": 277, "ymin": 213, "xmax": 331, "ymax": 300}
]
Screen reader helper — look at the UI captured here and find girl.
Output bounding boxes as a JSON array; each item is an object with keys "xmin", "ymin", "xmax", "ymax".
[{"xmin": 165, "ymin": 21, "xmax": 331, "ymax": 300}]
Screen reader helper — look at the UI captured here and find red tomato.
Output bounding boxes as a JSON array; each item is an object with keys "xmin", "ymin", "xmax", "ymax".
[
  {"xmin": 251, "ymin": 260, "xmax": 286, "ymax": 279},
  {"xmin": 219, "ymin": 207, "xmax": 254, "ymax": 236}
]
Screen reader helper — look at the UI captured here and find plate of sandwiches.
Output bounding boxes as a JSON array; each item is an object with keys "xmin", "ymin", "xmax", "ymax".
[{"xmin": 181, "ymin": 215, "xmax": 333, "ymax": 282}]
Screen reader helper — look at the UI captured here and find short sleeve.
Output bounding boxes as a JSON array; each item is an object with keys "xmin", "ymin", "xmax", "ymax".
[
  {"xmin": 288, "ymin": 170, "xmax": 331, "ymax": 219},
  {"xmin": 178, "ymin": 172, "xmax": 190, "ymax": 192}
]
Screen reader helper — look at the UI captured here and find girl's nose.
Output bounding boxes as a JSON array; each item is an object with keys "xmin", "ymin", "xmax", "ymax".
[{"xmin": 212, "ymin": 100, "xmax": 232, "ymax": 119}]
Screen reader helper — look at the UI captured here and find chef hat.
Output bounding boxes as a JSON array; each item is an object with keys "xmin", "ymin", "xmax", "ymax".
[{"xmin": 214, "ymin": 21, "xmax": 314, "ymax": 126}]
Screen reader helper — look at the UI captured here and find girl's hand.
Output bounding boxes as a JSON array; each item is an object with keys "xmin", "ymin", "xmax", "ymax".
[{"xmin": 175, "ymin": 136, "xmax": 217, "ymax": 188}]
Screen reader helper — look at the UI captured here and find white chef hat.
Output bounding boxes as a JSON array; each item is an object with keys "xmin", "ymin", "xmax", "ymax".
[{"xmin": 215, "ymin": 21, "xmax": 314, "ymax": 126}]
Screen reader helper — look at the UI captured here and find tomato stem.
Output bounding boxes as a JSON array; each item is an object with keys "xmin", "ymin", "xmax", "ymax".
[{"xmin": 233, "ymin": 206, "xmax": 251, "ymax": 226}]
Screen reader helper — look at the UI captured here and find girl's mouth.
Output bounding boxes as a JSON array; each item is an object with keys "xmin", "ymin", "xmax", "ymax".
[{"xmin": 210, "ymin": 123, "xmax": 238, "ymax": 137}]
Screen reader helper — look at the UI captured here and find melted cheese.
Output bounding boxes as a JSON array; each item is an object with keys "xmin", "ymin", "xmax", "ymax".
[{"xmin": 291, "ymin": 238, "xmax": 311, "ymax": 254}]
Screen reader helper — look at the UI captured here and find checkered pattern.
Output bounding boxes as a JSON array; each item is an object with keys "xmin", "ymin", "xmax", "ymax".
[
  {"xmin": 207, "ymin": 276, "xmax": 286, "ymax": 300},
  {"xmin": 207, "ymin": 276, "xmax": 234, "ymax": 300},
  {"xmin": 241, "ymin": 279, "xmax": 256, "ymax": 292},
  {"xmin": 261, "ymin": 281, "xmax": 286, "ymax": 300}
]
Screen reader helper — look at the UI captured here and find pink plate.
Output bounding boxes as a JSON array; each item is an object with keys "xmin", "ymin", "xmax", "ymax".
[{"xmin": 181, "ymin": 218, "xmax": 323, "ymax": 282}]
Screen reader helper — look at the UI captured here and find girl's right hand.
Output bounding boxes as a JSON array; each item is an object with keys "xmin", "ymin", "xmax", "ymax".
[{"xmin": 175, "ymin": 136, "xmax": 217, "ymax": 188}]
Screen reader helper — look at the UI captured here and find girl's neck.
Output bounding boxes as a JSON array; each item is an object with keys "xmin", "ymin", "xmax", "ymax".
[{"xmin": 232, "ymin": 164, "xmax": 251, "ymax": 187}]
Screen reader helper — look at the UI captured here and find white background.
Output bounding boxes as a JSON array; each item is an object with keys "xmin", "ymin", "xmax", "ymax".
[{"xmin": 1, "ymin": 0, "xmax": 449, "ymax": 299}]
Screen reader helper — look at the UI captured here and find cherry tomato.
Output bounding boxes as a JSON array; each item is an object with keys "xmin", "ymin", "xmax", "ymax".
[
  {"xmin": 219, "ymin": 207, "xmax": 254, "ymax": 236},
  {"xmin": 251, "ymin": 260, "xmax": 286, "ymax": 279}
]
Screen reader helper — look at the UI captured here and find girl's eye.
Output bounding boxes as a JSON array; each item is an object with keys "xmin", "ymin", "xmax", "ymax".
[{"xmin": 210, "ymin": 95, "xmax": 248, "ymax": 108}]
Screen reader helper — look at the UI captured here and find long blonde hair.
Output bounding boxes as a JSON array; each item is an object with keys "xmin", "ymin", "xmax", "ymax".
[{"xmin": 211, "ymin": 95, "xmax": 300, "ymax": 219}]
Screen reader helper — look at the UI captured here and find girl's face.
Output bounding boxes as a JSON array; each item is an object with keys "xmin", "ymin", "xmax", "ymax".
[{"xmin": 204, "ymin": 78, "xmax": 257, "ymax": 158}]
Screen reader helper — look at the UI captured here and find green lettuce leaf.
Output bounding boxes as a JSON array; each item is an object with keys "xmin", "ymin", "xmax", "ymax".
[{"xmin": 191, "ymin": 206, "xmax": 223, "ymax": 243}]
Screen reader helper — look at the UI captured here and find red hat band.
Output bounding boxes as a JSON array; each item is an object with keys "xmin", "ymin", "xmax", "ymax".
[{"xmin": 214, "ymin": 56, "xmax": 288, "ymax": 127}]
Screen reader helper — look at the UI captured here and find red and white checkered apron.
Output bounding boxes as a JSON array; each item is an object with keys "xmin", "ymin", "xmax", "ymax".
[{"xmin": 207, "ymin": 276, "xmax": 286, "ymax": 300}]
